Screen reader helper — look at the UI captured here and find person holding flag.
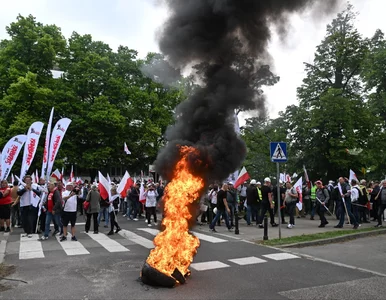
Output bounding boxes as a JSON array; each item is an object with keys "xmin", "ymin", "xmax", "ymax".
[
  {"xmin": 315, "ymin": 180, "xmax": 330, "ymax": 228},
  {"xmin": 283, "ymin": 181, "xmax": 298, "ymax": 229},
  {"xmin": 107, "ymin": 186, "xmax": 121, "ymax": 235}
]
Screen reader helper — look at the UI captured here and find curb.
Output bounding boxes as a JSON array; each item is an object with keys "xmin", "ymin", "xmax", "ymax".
[{"xmin": 263, "ymin": 228, "xmax": 386, "ymax": 248}]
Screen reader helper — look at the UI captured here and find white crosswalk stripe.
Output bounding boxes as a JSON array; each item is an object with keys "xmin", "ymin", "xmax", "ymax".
[
  {"xmin": 55, "ymin": 233, "xmax": 90, "ymax": 256},
  {"xmin": 263, "ymin": 253, "xmax": 300, "ymax": 261},
  {"xmin": 19, "ymin": 234, "xmax": 45, "ymax": 259},
  {"xmin": 85, "ymin": 232, "xmax": 129, "ymax": 253},
  {"xmin": 190, "ymin": 261, "xmax": 230, "ymax": 271},
  {"xmin": 228, "ymin": 256, "xmax": 267, "ymax": 265},
  {"xmin": 137, "ymin": 228, "xmax": 228, "ymax": 244},
  {"xmin": 118, "ymin": 229, "xmax": 154, "ymax": 249}
]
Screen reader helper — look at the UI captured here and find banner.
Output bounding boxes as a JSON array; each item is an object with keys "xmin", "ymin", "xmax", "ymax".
[
  {"xmin": 46, "ymin": 118, "xmax": 72, "ymax": 179},
  {"xmin": 42, "ymin": 107, "xmax": 54, "ymax": 180},
  {"xmin": 1, "ymin": 135, "xmax": 27, "ymax": 181},
  {"xmin": 20, "ymin": 121, "xmax": 44, "ymax": 180}
]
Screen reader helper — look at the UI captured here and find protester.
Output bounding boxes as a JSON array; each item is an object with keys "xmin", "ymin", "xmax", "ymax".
[
  {"xmin": 144, "ymin": 183, "xmax": 158, "ymax": 227},
  {"xmin": 107, "ymin": 186, "xmax": 121, "ymax": 235},
  {"xmin": 60, "ymin": 183, "xmax": 78, "ymax": 241},
  {"xmin": 85, "ymin": 184, "xmax": 100, "ymax": 234},
  {"xmin": 0, "ymin": 180, "xmax": 12, "ymax": 232}
]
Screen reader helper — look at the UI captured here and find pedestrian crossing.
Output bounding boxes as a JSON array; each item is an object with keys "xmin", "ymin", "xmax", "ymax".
[{"xmin": 1, "ymin": 228, "xmax": 301, "ymax": 269}]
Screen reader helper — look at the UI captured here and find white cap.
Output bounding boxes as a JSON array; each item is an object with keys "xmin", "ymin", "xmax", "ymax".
[
  {"xmin": 264, "ymin": 177, "xmax": 271, "ymax": 183},
  {"xmin": 257, "ymin": 181, "xmax": 261, "ymax": 185},
  {"xmin": 250, "ymin": 179, "xmax": 257, "ymax": 185}
]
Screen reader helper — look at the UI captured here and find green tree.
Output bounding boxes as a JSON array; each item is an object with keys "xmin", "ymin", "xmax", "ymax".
[{"xmin": 287, "ymin": 4, "xmax": 373, "ymax": 181}]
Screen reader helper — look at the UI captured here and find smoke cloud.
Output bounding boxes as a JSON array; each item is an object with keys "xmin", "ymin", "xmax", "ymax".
[{"xmin": 154, "ymin": 0, "xmax": 340, "ymax": 183}]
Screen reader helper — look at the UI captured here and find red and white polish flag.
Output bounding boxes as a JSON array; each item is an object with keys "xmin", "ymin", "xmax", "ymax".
[
  {"xmin": 117, "ymin": 171, "xmax": 134, "ymax": 198},
  {"xmin": 124, "ymin": 142, "xmax": 131, "ymax": 155},
  {"xmin": 69, "ymin": 165, "xmax": 74, "ymax": 183},
  {"xmin": 234, "ymin": 166, "xmax": 250, "ymax": 189},
  {"xmin": 98, "ymin": 171, "xmax": 111, "ymax": 200},
  {"xmin": 294, "ymin": 176, "xmax": 303, "ymax": 211}
]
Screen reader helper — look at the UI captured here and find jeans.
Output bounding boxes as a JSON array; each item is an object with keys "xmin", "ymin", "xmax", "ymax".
[
  {"xmin": 11, "ymin": 204, "xmax": 21, "ymax": 227},
  {"xmin": 98, "ymin": 207, "xmax": 109, "ymax": 226},
  {"xmin": 44, "ymin": 212, "xmax": 54, "ymax": 238},
  {"xmin": 54, "ymin": 213, "xmax": 63, "ymax": 234},
  {"xmin": 286, "ymin": 202, "xmax": 296, "ymax": 225},
  {"xmin": 126, "ymin": 200, "xmax": 138, "ymax": 219},
  {"xmin": 246, "ymin": 204, "xmax": 259, "ymax": 225},
  {"xmin": 209, "ymin": 209, "xmax": 230, "ymax": 230},
  {"xmin": 311, "ymin": 201, "xmax": 316, "ymax": 217},
  {"xmin": 338, "ymin": 199, "xmax": 358, "ymax": 226}
]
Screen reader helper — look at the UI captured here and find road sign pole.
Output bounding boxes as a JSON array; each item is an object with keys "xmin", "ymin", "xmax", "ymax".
[{"xmin": 276, "ymin": 162, "xmax": 282, "ymax": 239}]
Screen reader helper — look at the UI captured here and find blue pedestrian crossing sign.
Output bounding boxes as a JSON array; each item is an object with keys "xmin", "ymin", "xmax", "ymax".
[{"xmin": 270, "ymin": 142, "xmax": 287, "ymax": 163}]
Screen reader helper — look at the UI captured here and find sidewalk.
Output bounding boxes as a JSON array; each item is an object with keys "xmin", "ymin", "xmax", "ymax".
[{"xmin": 193, "ymin": 215, "xmax": 378, "ymax": 242}]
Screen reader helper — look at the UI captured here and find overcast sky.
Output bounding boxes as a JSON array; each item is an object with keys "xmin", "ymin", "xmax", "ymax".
[{"xmin": 1, "ymin": 0, "xmax": 385, "ymax": 124}]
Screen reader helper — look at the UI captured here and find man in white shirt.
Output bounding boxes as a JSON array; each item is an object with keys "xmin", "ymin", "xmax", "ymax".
[{"xmin": 61, "ymin": 183, "xmax": 78, "ymax": 241}]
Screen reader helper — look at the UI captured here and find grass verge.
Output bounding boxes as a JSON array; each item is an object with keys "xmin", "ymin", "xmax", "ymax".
[{"xmin": 259, "ymin": 226, "xmax": 385, "ymax": 247}]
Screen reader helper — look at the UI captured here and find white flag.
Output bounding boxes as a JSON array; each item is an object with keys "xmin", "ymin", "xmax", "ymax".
[
  {"xmin": 42, "ymin": 107, "xmax": 54, "ymax": 180},
  {"xmin": 349, "ymin": 169, "xmax": 358, "ymax": 183},
  {"xmin": 124, "ymin": 142, "xmax": 131, "ymax": 155},
  {"xmin": 20, "ymin": 121, "xmax": 44, "ymax": 180},
  {"xmin": 46, "ymin": 118, "xmax": 71, "ymax": 179},
  {"xmin": 1, "ymin": 135, "xmax": 27, "ymax": 181}
]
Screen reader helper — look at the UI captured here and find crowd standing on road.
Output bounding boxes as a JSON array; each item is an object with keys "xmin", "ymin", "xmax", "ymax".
[
  {"xmin": 197, "ymin": 176, "xmax": 386, "ymax": 232},
  {"xmin": 3, "ymin": 173, "xmax": 386, "ymax": 240}
]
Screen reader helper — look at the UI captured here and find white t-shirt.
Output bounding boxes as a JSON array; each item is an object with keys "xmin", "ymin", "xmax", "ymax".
[{"xmin": 62, "ymin": 190, "xmax": 77, "ymax": 212}]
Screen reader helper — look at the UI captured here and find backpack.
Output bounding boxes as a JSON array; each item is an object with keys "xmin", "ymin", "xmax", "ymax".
[{"xmin": 358, "ymin": 187, "xmax": 368, "ymax": 205}]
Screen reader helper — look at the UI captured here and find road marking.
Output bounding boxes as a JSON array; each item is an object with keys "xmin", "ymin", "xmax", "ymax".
[
  {"xmin": 118, "ymin": 229, "xmax": 154, "ymax": 249},
  {"xmin": 213, "ymin": 232, "xmax": 241, "ymax": 240},
  {"xmin": 55, "ymin": 233, "xmax": 90, "ymax": 256},
  {"xmin": 263, "ymin": 253, "xmax": 300, "ymax": 261},
  {"xmin": 228, "ymin": 256, "xmax": 267, "ymax": 265},
  {"xmin": 138, "ymin": 228, "xmax": 160, "ymax": 236},
  {"xmin": 190, "ymin": 261, "xmax": 230, "ymax": 271},
  {"xmin": 50, "ymin": 222, "xmax": 85, "ymax": 226},
  {"xmin": 270, "ymin": 246, "xmax": 386, "ymax": 278},
  {"xmin": 0, "ymin": 240, "xmax": 6, "ymax": 263},
  {"xmin": 138, "ymin": 228, "xmax": 228, "ymax": 244},
  {"xmin": 191, "ymin": 231, "xmax": 228, "ymax": 243},
  {"xmin": 19, "ymin": 234, "xmax": 45, "ymax": 259},
  {"xmin": 85, "ymin": 232, "xmax": 129, "ymax": 253}
]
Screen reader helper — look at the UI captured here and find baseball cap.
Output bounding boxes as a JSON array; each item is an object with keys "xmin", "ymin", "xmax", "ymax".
[
  {"xmin": 250, "ymin": 179, "xmax": 257, "ymax": 185},
  {"xmin": 257, "ymin": 181, "xmax": 261, "ymax": 185},
  {"xmin": 264, "ymin": 177, "xmax": 271, "ymax": 183},
  {"xmin": 315, "ymin": 180, "xmax": 323, "ymax": 185},
  {"xmin": 228, "ymin": 181, "xmax": 234, "ymax": 185}
]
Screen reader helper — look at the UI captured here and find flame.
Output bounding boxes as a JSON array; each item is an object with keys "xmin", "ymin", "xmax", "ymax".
[{"xmin": 146, "ymin": 146, "xmax": 204, "ymax": 279}]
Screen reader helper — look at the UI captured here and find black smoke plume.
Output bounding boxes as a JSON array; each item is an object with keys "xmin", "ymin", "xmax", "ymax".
[{"xmin": 154, "ymin": 0, "xmax": 340, "ymax": 183}]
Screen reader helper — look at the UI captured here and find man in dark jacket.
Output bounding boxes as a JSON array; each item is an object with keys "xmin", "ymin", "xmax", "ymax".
[
  {"xmin": 246, "ymin": 180, "xmax": 259, "ymax": 226},
  {"xmin": 127, "ymin": 183, "xmax": 140, "ymax": 221}
]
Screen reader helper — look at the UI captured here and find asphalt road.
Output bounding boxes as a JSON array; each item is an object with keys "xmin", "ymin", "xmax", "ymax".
[{"xmin": 0, "ymin": 215, "xmax": 383, "ymax": 299}]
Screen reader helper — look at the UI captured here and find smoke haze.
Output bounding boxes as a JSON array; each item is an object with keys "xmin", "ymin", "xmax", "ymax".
[{"xmin": 154, "ymin": 0, "xmax": 340, "ymax": 183}]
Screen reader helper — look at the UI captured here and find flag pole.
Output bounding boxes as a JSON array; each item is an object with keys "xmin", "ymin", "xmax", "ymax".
[{"xmin": 316, "ymin": 197, "xmax": 333, "ymax": 216}]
